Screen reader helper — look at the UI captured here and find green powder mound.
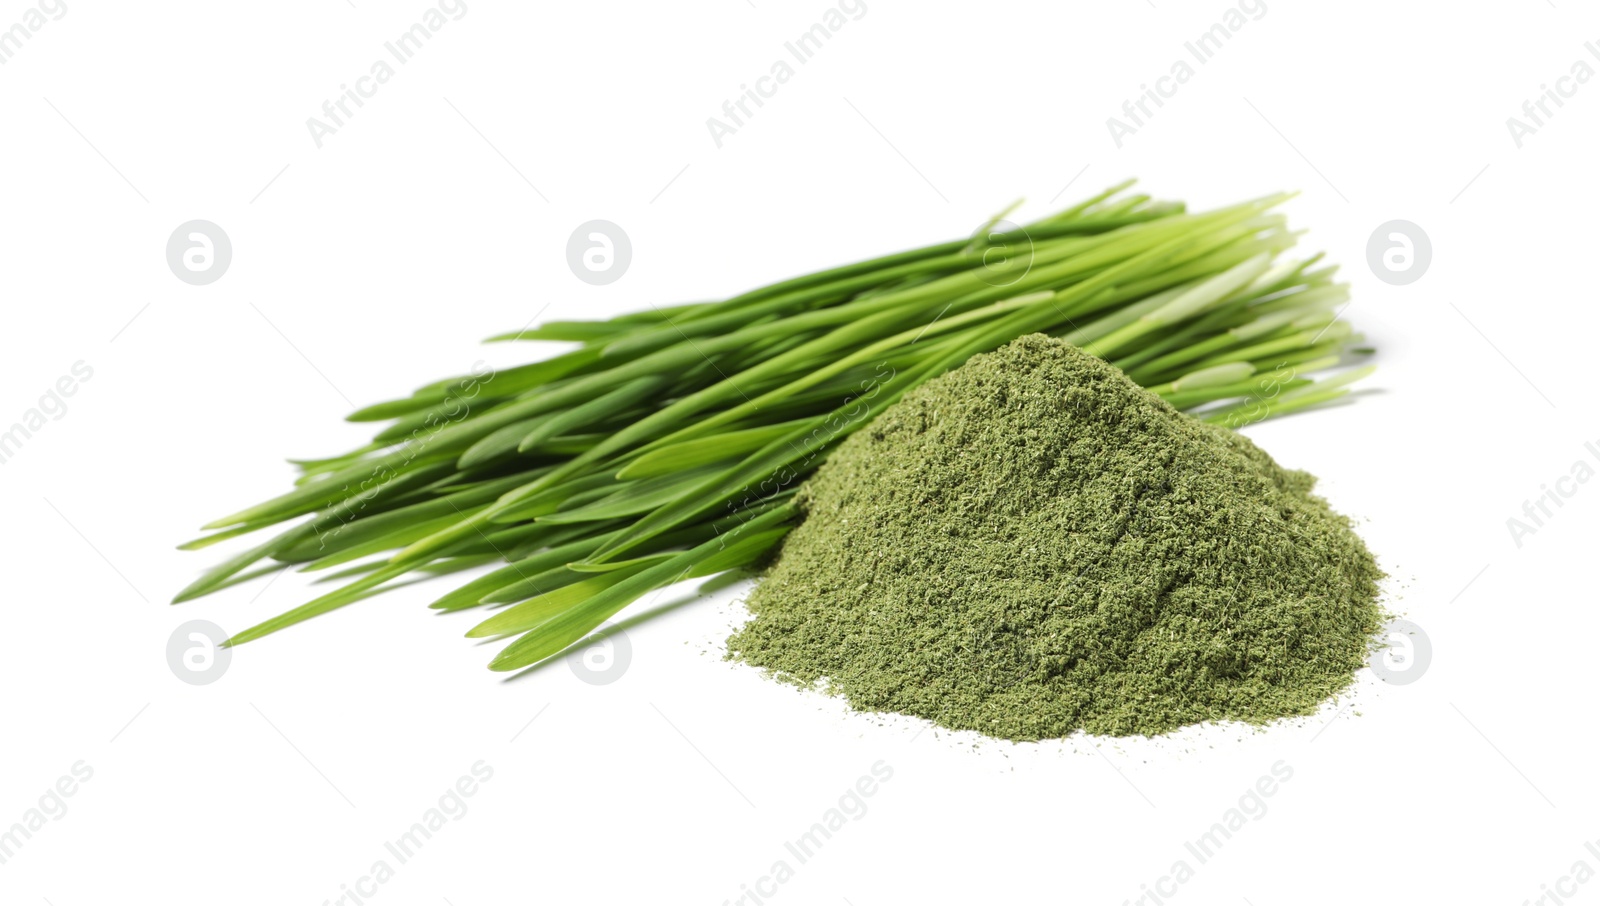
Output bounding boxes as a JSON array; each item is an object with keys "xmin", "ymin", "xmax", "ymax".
[{"xmin": 728, "ymin": 334, "xmax": 1383, "ymax": 740}]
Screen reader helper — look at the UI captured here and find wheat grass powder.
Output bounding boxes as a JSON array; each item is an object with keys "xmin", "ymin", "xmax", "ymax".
[{"xmin": 728, "ymin": 334, "xmax": 1383, "ymax": 739}]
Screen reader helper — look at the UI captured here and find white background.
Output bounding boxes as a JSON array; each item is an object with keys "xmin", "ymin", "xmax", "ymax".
[{"xmin": 1, "ymin": 1, "xmax": 1596, "ymax": 904}]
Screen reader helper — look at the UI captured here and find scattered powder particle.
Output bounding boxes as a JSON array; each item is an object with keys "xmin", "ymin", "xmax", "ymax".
[{"xmin": 728, "ymin": 334, "xmax": 1383, "ymax": 739}]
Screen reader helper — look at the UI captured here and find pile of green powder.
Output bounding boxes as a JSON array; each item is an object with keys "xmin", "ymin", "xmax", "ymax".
[{"xmin": 728, "ymin": 334, "xmax": 1383, "ymax": 739}]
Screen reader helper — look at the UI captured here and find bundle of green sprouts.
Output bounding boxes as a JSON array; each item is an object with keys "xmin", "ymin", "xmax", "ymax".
[{"xmin": 177, "ymin": 183, "xmax": 1371, "ymax": 672}]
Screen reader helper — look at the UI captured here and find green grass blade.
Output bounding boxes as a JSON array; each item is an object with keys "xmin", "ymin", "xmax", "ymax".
[
  {"xmin": 613, "ymin": 421, "xmax": 808, "ymax": 480},
  {"xmin": 488, "ymin": 505, "xmax": 797, "ymax": 671},
  {"xmin": 468, "ymin": 560, "xmax": 669, "ymax": 638}
]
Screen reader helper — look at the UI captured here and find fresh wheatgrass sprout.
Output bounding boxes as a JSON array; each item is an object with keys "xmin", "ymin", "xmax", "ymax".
[{"xmin": 175, "ymin": 182, "xmax": 1374, "ymax": 672}]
